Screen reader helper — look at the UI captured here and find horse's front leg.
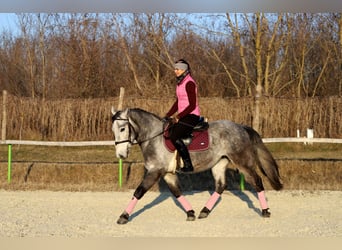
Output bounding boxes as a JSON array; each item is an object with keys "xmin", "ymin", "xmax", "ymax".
[
  {"xmin": 117, "ymin": 170, "xmax": 162, "ymax": 224},
  {"xmin": 163, "ymin": 173, "xmax": 196, "ymax": 221}
]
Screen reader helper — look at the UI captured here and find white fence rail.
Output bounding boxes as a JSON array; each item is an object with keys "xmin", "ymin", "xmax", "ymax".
[
  {"xmin": 262, "ymin": 138, "xmax": 342, "ymax": 143},
  {"xmin": 2, "ymin": 137, "xmax": 342, "ymax": 146},
  {"xmin": 1, "ymin": 140, "xmax": 116, "ymax": 146}
]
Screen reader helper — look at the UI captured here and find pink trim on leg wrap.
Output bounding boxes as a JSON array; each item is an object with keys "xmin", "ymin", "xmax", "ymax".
[
  {"xmin": 177, "ymin": 195, "xmax": 193, "ymax": 211},
  {"xmin": 205, "ymin": 192, "xmax": 221, "ymax": 210},
  {"xmin": 257, "ymin": 191, "xmax": 268, "ymax": 209},
  {"xmin": 125, "ymin": 197, "xmax": 138, "ymax": 215}
]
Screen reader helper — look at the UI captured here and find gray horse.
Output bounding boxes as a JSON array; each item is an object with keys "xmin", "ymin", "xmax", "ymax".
[{"xmin": 111, "ymin": 108, "xmax": 283, "ymax": 224}]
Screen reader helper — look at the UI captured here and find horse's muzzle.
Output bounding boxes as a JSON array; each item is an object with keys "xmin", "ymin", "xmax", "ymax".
[{"xmin": 116, "ymin": 153, "xmax": 127, "ymax": 159}]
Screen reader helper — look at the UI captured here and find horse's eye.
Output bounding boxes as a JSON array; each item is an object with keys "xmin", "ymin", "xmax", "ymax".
[{"xmin": 120, "ymin": 127, "xmax": 125, "ymax": 132}]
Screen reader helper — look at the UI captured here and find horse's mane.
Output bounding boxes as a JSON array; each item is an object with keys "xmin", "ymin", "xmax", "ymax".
[{"xmin": 129, "ymin": 108, "xmax": 162, "ymax": 121}]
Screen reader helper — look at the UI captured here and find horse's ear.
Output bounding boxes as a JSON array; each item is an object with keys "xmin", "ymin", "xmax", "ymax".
[{"xmin": 111, "ymin": 106, "xmax": 117, "ymax": 115}]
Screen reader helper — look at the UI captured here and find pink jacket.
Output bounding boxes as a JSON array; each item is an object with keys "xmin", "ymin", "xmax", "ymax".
[{"xmin": 176, "ymin": 74, "xmax": 200, "ymax": 116}]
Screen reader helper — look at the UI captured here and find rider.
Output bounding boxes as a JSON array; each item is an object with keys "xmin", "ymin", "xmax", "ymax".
[{"xmin": 164, "ymin": 59, "xmax": 201, "ymax": 172}]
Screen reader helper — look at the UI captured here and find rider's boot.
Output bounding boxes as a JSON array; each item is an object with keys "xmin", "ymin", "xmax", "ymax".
[{"xmin": 174, "ymin": 139, "xmax": 194, "ymax": 172}]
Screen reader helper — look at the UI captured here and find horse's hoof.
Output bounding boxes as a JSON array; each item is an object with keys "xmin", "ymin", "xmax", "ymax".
[
  {"xmin": 117, "ymin": 212, "xmax": 129, "ymax": 224},
  {"xmin": 186, "ymin": 210, "xmax": 196, "ymax": 221},
  {"xmin": 261, "ymin": 208, "xmax": 271, "ymax": 218},
  {"xmin": 198, "ymin": 207, "xmax": 210, "ymax": 219}
]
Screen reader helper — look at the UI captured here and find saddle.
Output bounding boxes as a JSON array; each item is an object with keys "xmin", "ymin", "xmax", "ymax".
[{"xmin": 163, "ymin": 117, "xmax": 210, "ymax": 152}]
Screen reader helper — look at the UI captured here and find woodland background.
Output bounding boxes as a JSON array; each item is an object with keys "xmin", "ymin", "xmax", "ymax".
[
  {"xmin": 0, "ymin": 13, "xmax": 341, "ymax": 100},
  {"xmin": 0, "ymin": 13, "xmax": 341, "ymax": 141}
]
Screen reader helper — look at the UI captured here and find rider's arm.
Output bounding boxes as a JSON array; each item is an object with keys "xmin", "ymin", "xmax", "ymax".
[{"xmin": 166, "ymin": 99, "xmax": 178, "ymax": 117}]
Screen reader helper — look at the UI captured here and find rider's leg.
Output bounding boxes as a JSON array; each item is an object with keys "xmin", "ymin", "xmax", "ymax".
[
  {"xmin": 174, "ymin": 139, "xmax": 193, "ymax": 172},
  {"xmin": 169, "ymin": 115, "xmax": 199, "ymax": 173}
]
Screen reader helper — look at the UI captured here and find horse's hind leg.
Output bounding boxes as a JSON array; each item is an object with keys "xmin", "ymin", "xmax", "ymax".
[
  {"xmin": 117, "ymin": 170, "xmax": 162, "ymax": 224},
  {"xmin": 198, "ymin": 158, "xmax": 228, "ymax": 219},
  {"xmin": 163, "ymin": 173, "xmax": 196, "ymax": 221},
  {"xmin": 239, "ymin": 167, "xmax": 271, "ymax": 218}
]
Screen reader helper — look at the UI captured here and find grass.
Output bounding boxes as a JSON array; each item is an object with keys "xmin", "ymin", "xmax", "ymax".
[
  {"xmin": 266, "ymin": 142, "xmax": 342, "ymax": 159},
  {"xmin": 0, "ymin": 143, "xmax": 341, "ymax": 191}
]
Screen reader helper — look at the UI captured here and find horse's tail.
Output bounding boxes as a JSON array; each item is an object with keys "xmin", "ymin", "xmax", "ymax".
[{"xmin": 243, "ymin": 125, "xmax": 283, "ymax": 191}]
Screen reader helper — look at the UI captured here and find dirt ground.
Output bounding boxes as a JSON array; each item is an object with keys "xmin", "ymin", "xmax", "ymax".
[{"xmin": 0, "ymin": 189, "xmax": 341, "ymax": 238}]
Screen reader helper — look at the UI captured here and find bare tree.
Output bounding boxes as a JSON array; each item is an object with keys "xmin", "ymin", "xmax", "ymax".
[
  {"xmin": 287, "ymin": 13, "xmax": 333, "ymax": 98},
  {"xmin": 270, "ymin": 13, "xmax": 294, "ymax": 96},
  {"xmin": 251, "ymin": 13, "xmax": 263, "ymax": 131},
  {"xmin": 226, "ymin": 13, "xmax": 251, "ymax": 96},
  {"xmin": 262, "ymin": 14, "xmax": 282, "ymax": 95},
  {"xmin": 110, "ymin": 14, "xmax": 142, "ymax": 93},
  {"xmin": 135, "ymin": 13, "xmax": 176, "ymax": 93},
  {"xmin": 339, "ymin": 13, "xmax": 342, "ymax": 96},
  {"xmin": 1, "ymin": 13, "xmax": 341, "ymax": 99},
  {"xmin": 36, "ymin": 13, "xmax": 52, "ymax": 100},
  {"xmin": 17, "ymin": 14, "xmax": 37, "ymax": 98}
]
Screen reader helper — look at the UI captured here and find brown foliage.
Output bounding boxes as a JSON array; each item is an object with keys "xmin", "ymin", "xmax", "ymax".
[{"xmin": 1, "ymin": 14, "xmax": 342, "ymax": 99}]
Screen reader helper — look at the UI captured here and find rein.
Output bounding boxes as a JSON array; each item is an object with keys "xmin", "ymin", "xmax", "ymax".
[{"xmin": 136, "ymin": 130, "xmax": 165, "ymax": 145}]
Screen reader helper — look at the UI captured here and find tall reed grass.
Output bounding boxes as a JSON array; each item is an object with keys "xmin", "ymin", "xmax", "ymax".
[{"xmin": 2, "ymin": 95, "xmax": 341, "ymax": 141}]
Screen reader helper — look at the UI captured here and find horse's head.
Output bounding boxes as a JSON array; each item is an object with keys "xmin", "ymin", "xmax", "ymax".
[{"xmin": 111, "ymin": 107, "xmax": 136, "ymax": 159}]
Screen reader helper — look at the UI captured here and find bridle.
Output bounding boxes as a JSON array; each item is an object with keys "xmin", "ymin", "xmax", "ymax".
[
  {"xmin": 112, "ymin": 115, "xmax": 167, "ymax": 146},
  {"xmin": 112, "ymin": 117, "xmax": 137, "ymax": 146}
]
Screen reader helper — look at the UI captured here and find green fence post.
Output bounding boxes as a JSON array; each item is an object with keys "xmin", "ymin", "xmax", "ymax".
[
  {"xmin": 240, "ymin": 173, "xmax": 245, "ymax": 191},
  {"xmin": 7, "ymin": 144, "xmax": 12, "ymax": 183},
  {"xmin": 119, "ymin": 159, "xmax": 123, "ymax": 187}
]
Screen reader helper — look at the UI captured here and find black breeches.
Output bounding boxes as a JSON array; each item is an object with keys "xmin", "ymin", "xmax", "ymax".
[{"xmin": 169, "ymin": 114, "xmax": 200, "ymax": 144}]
